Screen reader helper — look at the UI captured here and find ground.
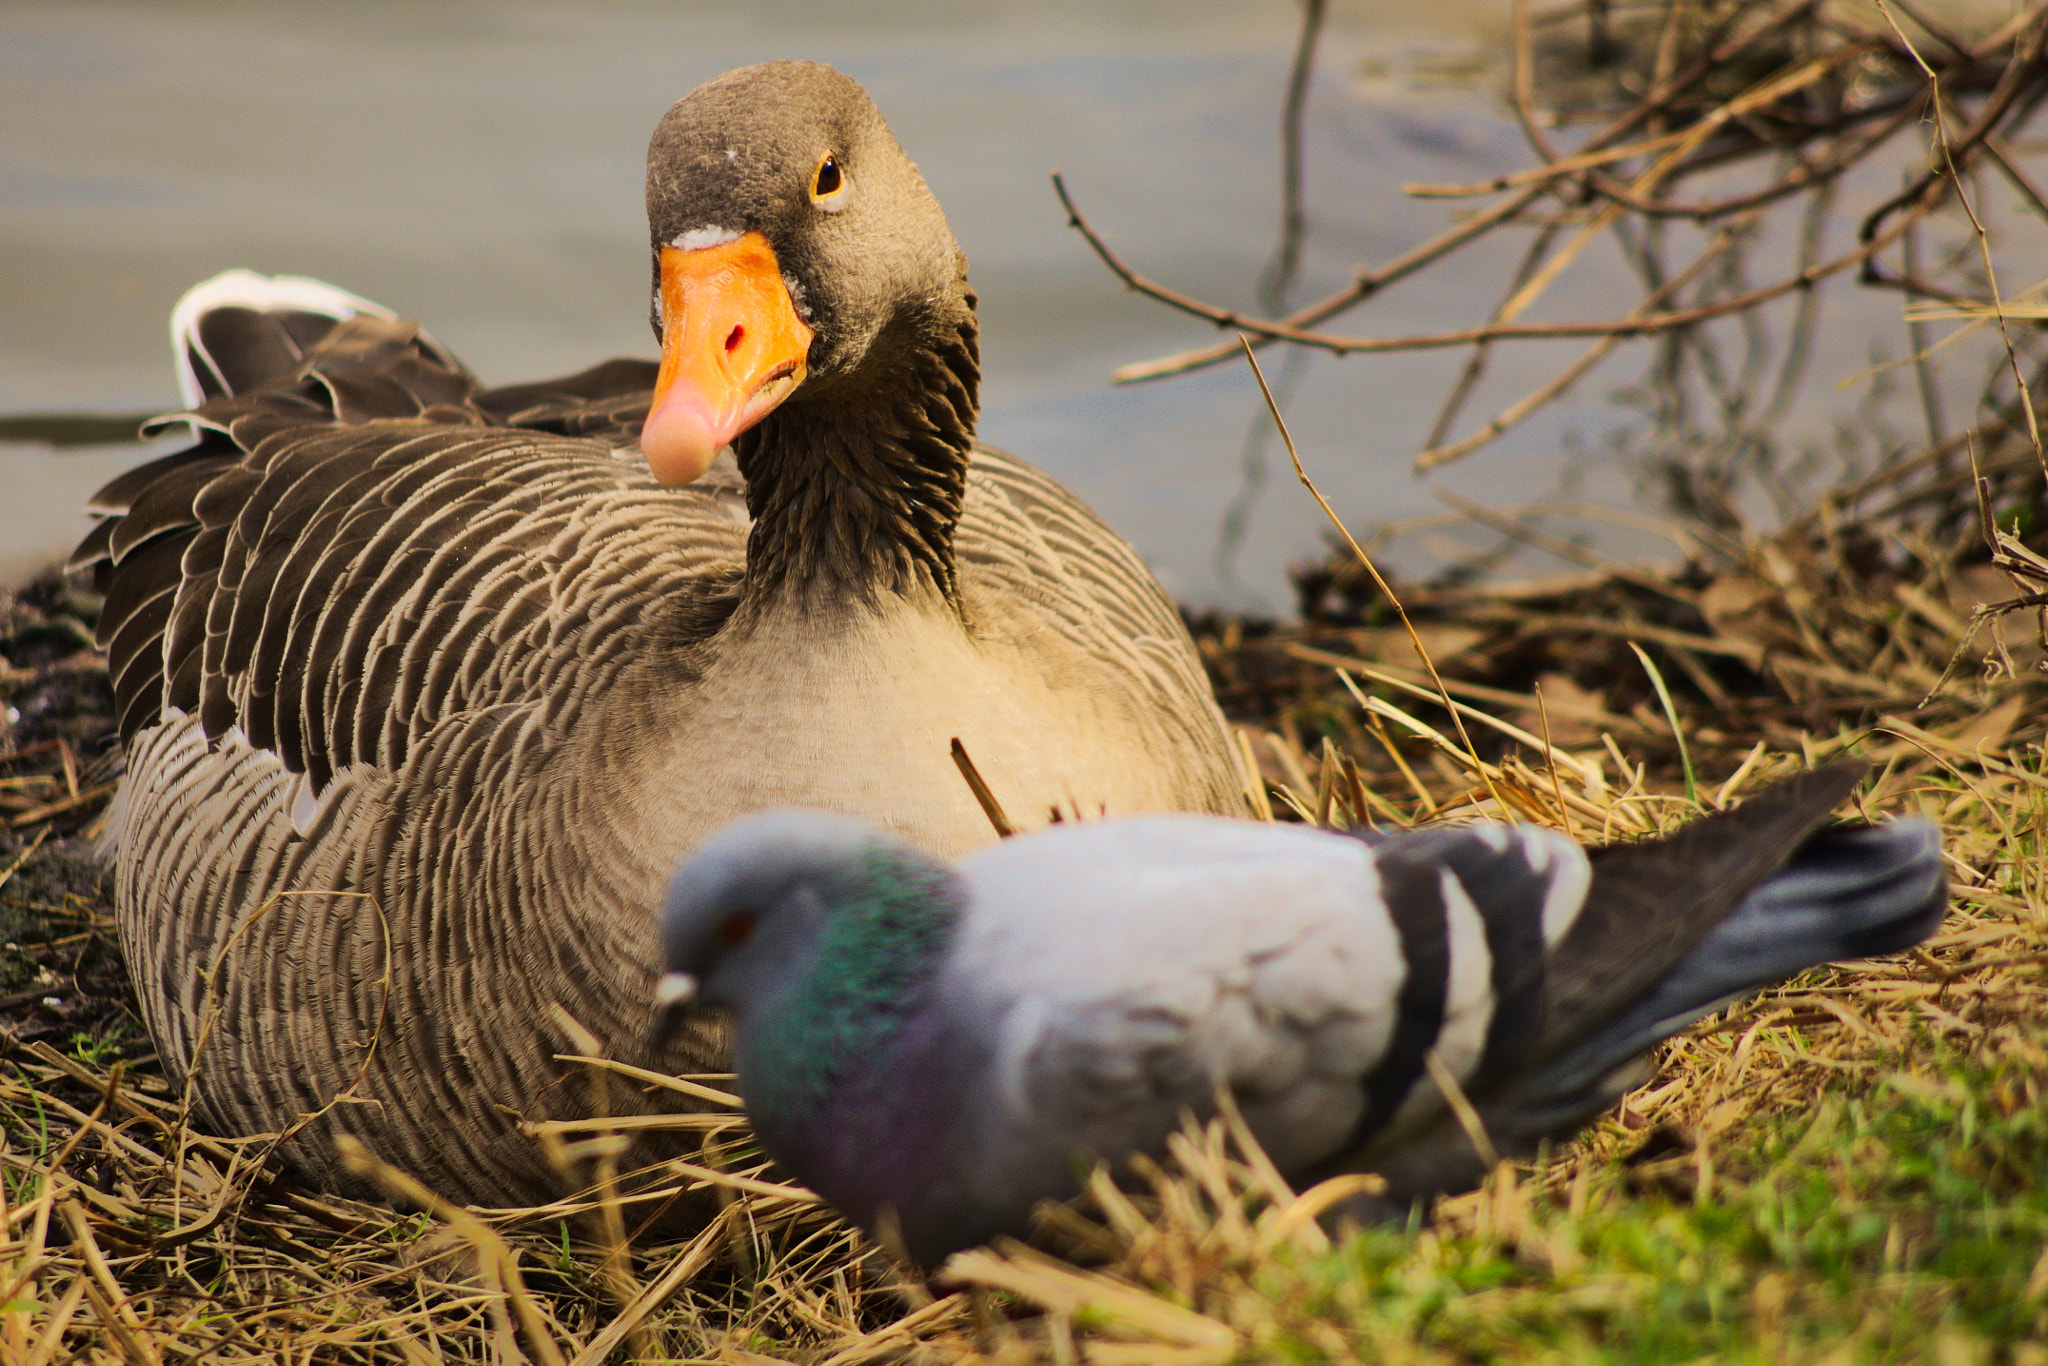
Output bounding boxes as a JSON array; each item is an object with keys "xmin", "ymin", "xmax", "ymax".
[{"xmin": 2, "ymin": 523, "xmax": 2045, "ymax": 1361}]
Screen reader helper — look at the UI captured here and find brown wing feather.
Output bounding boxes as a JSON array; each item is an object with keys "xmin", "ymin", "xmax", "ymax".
[
  {"xmin": 955, "ymin": 444, "xmax": 1239, "ymax": 810},
  {"xmin": 474, "ymin": 356, "xmax": 662, "ymax": 443},
  {"xmin": 72, "ymin": 316, "xmax": 745, "ymax": 796}
]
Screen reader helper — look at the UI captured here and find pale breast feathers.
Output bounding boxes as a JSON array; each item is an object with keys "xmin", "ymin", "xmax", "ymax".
[{"xmin": 955, "ymin": 449, "xmax": 1222, "ymax": 742}]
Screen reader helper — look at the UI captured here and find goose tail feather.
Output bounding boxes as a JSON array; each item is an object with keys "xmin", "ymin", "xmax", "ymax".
[{"xmin": 167, "ymin": 269, "xmax": 465, "ymax": 405}]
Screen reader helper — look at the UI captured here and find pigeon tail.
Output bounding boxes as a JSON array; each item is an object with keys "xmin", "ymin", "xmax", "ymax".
[
  {"xmin": 1522, "ymin": 818, "xmax": 1944, "ymax": 1104},
  {"xmin": 1350, "ymin": 815, "xmax": 1946, "ymax": 1217}
]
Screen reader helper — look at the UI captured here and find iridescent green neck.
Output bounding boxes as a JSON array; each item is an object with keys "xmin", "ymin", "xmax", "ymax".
[{"xmin": 738, "ymin": 844, "xmax": 962, "ymax": 1132}]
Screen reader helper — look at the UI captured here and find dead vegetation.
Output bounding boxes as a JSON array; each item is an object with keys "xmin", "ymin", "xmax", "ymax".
[
  {"xmin": 4, "ymin": 0, "xmax": 2048, "ymax": 1359},
  {"xmin": 1, "ymin": 619, "xmax": 2042, "ymax": 1361}
]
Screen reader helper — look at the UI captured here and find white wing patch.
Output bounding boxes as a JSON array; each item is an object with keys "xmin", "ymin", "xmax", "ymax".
[
  {"xmin": 1520, "ymin": 827, "xmax": 1593, "ymax": 946},
  {"xmin": 673, "ymin": 225, "xmax": 741, "ymax": 251},
  {"xmin": 1380, "ymin": 867, "xmax": 1498, "ymax": 1133},
  {"xmin": 169, "ymin": 270, "xmax": 397, "ymax": 407},
  {"xmin": 1467, "ymin": 824, "xmax": 1511, "ymax": 853}
]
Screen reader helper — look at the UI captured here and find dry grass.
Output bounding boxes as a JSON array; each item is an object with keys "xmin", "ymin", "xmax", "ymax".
[{"xmin": 1, "ymin": 537, "xmax": 2044, "ymax": 1361}]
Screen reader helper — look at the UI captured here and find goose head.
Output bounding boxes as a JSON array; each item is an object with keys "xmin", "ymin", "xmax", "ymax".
[{"xmin": 640, "ymin": 61, "xmax": 974, "ymax": 487}]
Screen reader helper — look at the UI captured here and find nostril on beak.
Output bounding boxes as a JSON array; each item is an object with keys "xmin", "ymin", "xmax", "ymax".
[{"xmin": 725, "ymin": 325, "xmax": 745, "ymax": 353}]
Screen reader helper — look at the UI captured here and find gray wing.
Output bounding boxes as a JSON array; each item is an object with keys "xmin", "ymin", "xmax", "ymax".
[
  {"xmin": 924, "ymin": 767, "xmax": 1943, "ymax": 1251},
  {"xmin": 1333, "ymin": 764, "xmax": 1946, "ymax": 1213},
  {"xmin": 948, "ymin": 817, "xmax": 1591, "ymax": 1186}
]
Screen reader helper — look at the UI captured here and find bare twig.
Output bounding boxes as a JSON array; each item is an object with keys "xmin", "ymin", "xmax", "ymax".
[
  {"xmin": 1075, "ymin": 189, "xmax": 1940, "ymax": 359},
  {"xmin": 1098, "ymin": 0, "xmax": 1871, "ymax": 382},
  {"xmin": 1259, "ymin": 0, "xmax": 1329, "ymax": 312},
  {"xmin": 951, "ymin": 738, "xmax": 1018, "ymax": 837},
  {"xmin": 1238, "ymin": 337, "xmax": 1505, "ymax": 808},
  {"xmin": 1416, "ymin": 212, "xmax": 1759, "ymax": 469}
]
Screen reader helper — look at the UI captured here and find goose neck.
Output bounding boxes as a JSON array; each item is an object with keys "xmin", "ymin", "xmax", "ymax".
[{"xmin": 732, "ymin": 322, "xmax": 978, "ymax": 614}]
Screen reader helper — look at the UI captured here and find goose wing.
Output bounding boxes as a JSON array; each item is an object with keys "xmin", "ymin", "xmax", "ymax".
[
  {"xmin": 73, "ymin": 313, "xmax": 748, "ymax": 799},
  {"xmin": 955, "ymin": 447, "xmax": 1238, "ymax": 804}
]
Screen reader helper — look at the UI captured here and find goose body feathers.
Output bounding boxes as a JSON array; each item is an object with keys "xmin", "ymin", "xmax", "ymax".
[{"xmin": 76, "ymin": 62, "xmax": 1241, "ymax": 1208}]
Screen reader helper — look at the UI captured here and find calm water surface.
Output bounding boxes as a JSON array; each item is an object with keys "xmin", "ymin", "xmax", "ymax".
[{"xmin": 0, "ymin": 0, "xmax": 2007, "ymax": 607}]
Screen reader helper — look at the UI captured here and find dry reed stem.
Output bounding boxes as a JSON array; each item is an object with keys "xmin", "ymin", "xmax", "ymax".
[{"xmin": 3, "ymin": 692, "xmax": 2040, "ymax": 1360}]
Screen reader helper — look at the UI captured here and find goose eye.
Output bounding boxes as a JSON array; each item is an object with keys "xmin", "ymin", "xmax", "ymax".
[
  {"xmin": 718, "ymin": 912, "xmax": 756, "ymax": 946},
  {"xmin": 811, "ymin": 153, "xmax": 844, "ymax": 202}
]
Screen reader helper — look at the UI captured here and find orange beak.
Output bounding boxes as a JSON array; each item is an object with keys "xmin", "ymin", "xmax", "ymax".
[{"xmin": 641, "ymin": 232, "xmax": 814, "ymax": 486}]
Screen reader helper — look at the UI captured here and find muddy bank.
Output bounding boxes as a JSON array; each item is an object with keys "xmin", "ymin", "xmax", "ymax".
[{"xmin": 0, "ymin": 569, "xmax": 131, "ymax": 1058}]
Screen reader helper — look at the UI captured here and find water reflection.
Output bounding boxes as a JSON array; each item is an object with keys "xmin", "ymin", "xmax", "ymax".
[{"xmin": 0, "ymin": 0, "xmax": 2004, "ymax": 609}]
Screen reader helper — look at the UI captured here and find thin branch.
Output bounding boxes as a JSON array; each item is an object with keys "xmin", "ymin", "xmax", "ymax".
[
  {"xmin": 1075, "ymin": 176, "xmax": 1551, "ymax": 383},
  {"xmin": 1857, "ymin": 11, "xmax": 2048, "ymax": 252},
  {"xmin": 1103, "ymin": 0, "xmax": 1833, "ymax": 383},
  {"xmin": 1511, "ymin": 0, "xmax": 1566, "ymax": 167},
  {"xmin": 1464, "ymin": 47, "xmax": 1854, "ymax": 332},
  {"xmin": 1415, "ymin": 213, "xmax": 1759, "ymax": 470},
  {"xmin": 1887, "ymin": 0, "xmax": 1981, "ymax": 63},
  {"xmin": 1258, "ymin": 0, "xmax": 1328, "ymax": 313},
  {"xmin": 1582, "ymin": 92, "xmax": 1927, "ymax": 221},
  {"xmin": 1423, "ymin": 224, "xmax": 1563, "ymax": 451},
  {"xmin": 1404, "ymin": 37, "xmax": 1886, "ymax": 201},
  {"xmin": 1983, "ymin": 132, "xmax": 2048, "ymax": 220},
  {"xmin": 1073, "ymin": 184, "xmax": 1938, "ymax": 359},
  {"xmin": 1877, "ymin": 1, "xmax": 2045, "ymax": 455}
]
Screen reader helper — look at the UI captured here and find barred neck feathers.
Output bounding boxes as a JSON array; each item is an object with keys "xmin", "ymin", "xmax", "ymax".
[
  {"xmin": 732, "ymin": 307, "xmax": 979, "ymax": 614},
  {"xmin": 737, "ymin": 843, "xmax": 965, "ymax": 1138}
]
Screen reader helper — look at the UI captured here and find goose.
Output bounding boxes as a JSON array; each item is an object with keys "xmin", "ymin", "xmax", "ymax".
[
  {"xmin": 654, "ymin": 762, "xmax": 1946, "ymax": 1265},
  {"xmin": 72, "ymin": 60, "xmax": 1241, "ymax": 1210}
]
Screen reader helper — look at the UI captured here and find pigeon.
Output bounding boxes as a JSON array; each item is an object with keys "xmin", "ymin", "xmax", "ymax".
[{"xmin": 652, "ymin": 760, "xmax": 1945, "ymax": 1266}]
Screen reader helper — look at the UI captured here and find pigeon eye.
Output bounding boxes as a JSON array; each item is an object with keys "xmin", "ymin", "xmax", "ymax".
[
  {"xmin": 718, "ymin": 912, "xmax": 756, "ymax": 946},
  {"xmin": 811, "ymin": 153, "xmax": 844, "ymax": 202}
]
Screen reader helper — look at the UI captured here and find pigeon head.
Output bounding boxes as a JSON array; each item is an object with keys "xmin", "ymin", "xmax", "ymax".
[{"xmin": 652, "ymin": 810, "xmax": 964, "ymax": 1050}]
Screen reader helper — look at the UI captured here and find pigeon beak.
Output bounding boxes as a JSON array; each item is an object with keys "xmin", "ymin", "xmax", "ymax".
[
  {"xmin": 649, "ymin": 970, "xmax": 700, "ymax": 1047},
  {"xmin": 641, "ymin": 232, "xmax": 814, "ymax": 486}
]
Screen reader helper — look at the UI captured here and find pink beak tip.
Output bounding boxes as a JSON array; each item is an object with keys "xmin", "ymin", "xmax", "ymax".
[{"xmin": 641, "ymin": 393, "xmax": 733, "ymax": 487}]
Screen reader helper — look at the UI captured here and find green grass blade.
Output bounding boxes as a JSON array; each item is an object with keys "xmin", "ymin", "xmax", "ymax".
[{"xmin": 1629, "ymin": 640, "xmax": 1698, "ymax": 808}]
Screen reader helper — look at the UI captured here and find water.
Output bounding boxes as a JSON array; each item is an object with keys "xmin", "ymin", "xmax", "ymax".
[{"xmin": 0, "ymin": 0, "xmax": 2016, "ymax": 609}]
